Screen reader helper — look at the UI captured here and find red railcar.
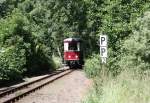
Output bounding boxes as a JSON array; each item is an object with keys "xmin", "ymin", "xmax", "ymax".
[{"xmin": 63, "ymin": 38, "xmax": 84, "ymax": 68}]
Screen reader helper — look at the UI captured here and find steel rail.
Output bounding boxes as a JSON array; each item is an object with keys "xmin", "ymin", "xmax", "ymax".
[
  {"xmin": 0, "ymin": 68, "xmax": 73, "ymax": 103},
  {"xmin": 0, "ymin": 69, "xmax": 68, "ymax": 98}
]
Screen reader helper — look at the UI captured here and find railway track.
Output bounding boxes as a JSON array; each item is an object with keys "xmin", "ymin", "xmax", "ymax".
[{"xmin": 0, "ymin": 68, "xmax": 73, "ymax": 103}]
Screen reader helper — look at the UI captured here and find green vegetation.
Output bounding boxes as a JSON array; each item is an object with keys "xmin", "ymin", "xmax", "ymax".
[
  {"xmin": 0, "ymin": 0, "xmax": 87, "ymax": 80},
  {"xmin": 83, "ymin": 10, "xmax": 150, "ymax": 103},
  {"xmin": 84, "ymin": 54, "xmax": 101, "ymax": 78},
  {"xmin": 83, "ymin": 71, "xmax": 150, "ymax": 103},
  {"xmin": 0, "ymin": 0, "xmax": 150, "ymax": 101},
  {"xmin": 0, "ymin": 0, "xmax": 101, "ymax": 80},
  {"xmin": 52, "ymin": 55, "xmax": 62, "ymax": 69}
]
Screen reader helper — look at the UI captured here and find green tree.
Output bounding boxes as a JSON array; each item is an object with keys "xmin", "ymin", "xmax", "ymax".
[
  {"xmin": 0, "ymin": 9, "xmax": 28, "ymax": 80},
  {"xmin": 119, "ymin": 11, "xmax": 150, "ymax": 72}
]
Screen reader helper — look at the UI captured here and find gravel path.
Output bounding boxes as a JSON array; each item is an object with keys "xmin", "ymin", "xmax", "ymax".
[{"xmin": 16, "ymin": 70, "xmax": 92, "ymax": 103}]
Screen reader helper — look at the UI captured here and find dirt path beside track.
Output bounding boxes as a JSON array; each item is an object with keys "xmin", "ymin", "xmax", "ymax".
[{"xmin": 17, "ymin": 70, "xmax": 92, "ymax": 103}]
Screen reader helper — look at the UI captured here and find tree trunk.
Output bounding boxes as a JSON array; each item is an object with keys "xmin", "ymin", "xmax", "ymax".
[{"xmin": 57, "ymin": 46, "xmax": 62, "ymax": 59}]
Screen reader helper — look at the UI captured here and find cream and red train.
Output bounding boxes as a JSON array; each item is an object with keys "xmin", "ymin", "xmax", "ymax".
[{"xmin": 63, "ymin": 38, "xmax": 84, "ymax": 68}]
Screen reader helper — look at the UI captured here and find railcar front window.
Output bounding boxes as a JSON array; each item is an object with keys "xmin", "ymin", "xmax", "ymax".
[
  {"xmin": 64, "ymin": 43, "xmax": 68, "ymax": 51},
  {"xmin": 69, "ymin": 43, "xmax": 77, "ymax": 51}
]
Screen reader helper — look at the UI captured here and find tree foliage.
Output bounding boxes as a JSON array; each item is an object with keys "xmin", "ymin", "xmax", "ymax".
[
  {"xmin": 119, "ymin": 11, "xmax": 150, "ymax": 72},
  {"xmin": 0, "ymin": 10, "xmax": 27, "ymax": 80},
  {"xmin": 0, "ymin": 0, "xmax": 150, "ymax": 80}
]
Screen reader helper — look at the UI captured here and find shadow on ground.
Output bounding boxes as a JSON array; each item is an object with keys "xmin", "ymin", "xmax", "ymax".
[{"xmin": 0, "ymin": 79, "xmax": 25, "ymax": 91}]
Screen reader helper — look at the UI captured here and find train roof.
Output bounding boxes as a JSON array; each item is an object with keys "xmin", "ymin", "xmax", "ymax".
[{"xmin": 64, "ymin": 38, "xmax": 81, "ymax": 42}]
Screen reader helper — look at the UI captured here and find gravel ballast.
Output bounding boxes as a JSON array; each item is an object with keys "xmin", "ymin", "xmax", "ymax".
[{"xmin": 17, "ymin": 70, "xmax": 92, "ymax": 103}]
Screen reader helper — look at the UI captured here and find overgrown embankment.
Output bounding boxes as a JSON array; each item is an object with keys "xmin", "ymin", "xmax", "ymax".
[
  {"xmin": 83, "ymin": 71, "xmax": 150, "ymax": 103},
  {"xmin": 83, "ymin": 11, "xmax": 150, "ymax": 103}
]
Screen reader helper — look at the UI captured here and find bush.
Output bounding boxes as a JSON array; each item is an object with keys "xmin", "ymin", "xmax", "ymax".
[
  {"xmin": 0, "ymin": 46, "xmax": 26, "ymax": 80},
  {"xmin": 83, "ymin": 11, "xmax": 150, "ymax": 103},
  {"xmin": 52, "ymin": 55, "xmax": 62, "ymax": 69},
  {"xmin": 84, "ymin": 54, "xmax": 101, "ymax": 78},
  {"xmin": 118, "ymin": 11, "xmax": 150, "ymax": 72},
  {"xmin": 26, "ymin": 44, "xmax": 55, "ymax": 74},
  {"xmin": 0, "ymin": 9, "xmax": 56, "ymax": 78},
  {"xmin": 0, "ymin": 10, "xmax": 27, "ymax": 80}
]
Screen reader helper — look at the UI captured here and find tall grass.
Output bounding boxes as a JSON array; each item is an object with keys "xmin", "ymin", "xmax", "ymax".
[
  {"xmin": 83, "ymin": 11, "xmax": 150, "ymax": 103},
  {"xmin": 83, "ymin": 70, "xmax": 150, "ymax": 103},
  {"xmin": 84, "ymin": 54, "xmax": 101, "ymax": 78}
]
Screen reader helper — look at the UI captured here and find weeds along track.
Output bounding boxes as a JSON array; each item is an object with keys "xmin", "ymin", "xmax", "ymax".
[{"xmin": 0, "ymin": 68, "xmax": 73, "ymax": 103}]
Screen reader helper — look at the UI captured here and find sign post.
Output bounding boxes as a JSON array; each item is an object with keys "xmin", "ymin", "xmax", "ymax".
[
  {"xmin": 100, "ymin": 35, "xmax": 108, "ymax": 63},
  {"xmin": 100, "ymin": 35, "xmax": 108, "ymax": 77}
]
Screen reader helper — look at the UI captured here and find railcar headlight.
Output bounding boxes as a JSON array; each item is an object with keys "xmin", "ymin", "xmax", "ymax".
[
  {"xmin": 68, "ymin": 55, "xmax": 71, "ymax": 58},
  {"xmin": 75, "ymin": 55, "xmax": 78, "ymax": 58}
]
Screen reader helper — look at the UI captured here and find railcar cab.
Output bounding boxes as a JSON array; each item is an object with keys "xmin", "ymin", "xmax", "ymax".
[{"xmin": 64, "ymin": 38, "xmax": 83, "ymax": 68}]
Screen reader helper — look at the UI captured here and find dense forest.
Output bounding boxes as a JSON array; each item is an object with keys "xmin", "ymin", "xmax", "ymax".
[{"xmin": 0, "ymin": 0, "xmax": 150, "ymax": 102}]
